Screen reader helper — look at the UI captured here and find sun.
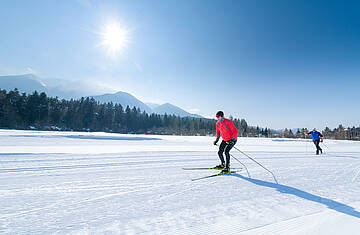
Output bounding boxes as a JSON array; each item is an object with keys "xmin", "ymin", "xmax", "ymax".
[{"xmin": 100, "ymin": 22, "xmax": 129, "ymax": 56}]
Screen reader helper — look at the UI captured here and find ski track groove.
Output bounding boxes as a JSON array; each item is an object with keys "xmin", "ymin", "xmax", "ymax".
[
  {"xmin": 351, "ymin": 163, "xmax": 360, "ymax": 182},
  {"xmin": 239, "ymin": 200, "xmax": 360, "ymax": 235},
  {"xmin": 0, "ymin": 179, "xmax": 191, "ymax": 220},
  {"xmin": 0, "ymin": 158, "xmax": 212, "ymax": 174},
  {"xmin": 334, "ymin": 161, "xmax": 360, "ymax": 182}
]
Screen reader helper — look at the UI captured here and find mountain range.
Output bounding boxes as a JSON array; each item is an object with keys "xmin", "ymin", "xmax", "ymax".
[{"xmin": 0, "ymin": 74, "xmax": 202, "ymax": 118}]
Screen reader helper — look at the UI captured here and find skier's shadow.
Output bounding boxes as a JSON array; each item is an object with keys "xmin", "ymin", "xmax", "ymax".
[{"xmin": 232, "ymin": 174, "xmax": 360, "ymax": 219}]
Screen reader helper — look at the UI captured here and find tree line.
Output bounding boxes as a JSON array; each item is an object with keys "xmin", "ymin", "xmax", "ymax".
[
  {"xmin": 0, "ymin": 89, "xmax": 255, "ymax": 136},
  {"xmin": 278, "ymin": 127, "xmax": 360, "ymax": 141},
  {"xmin": 2, "ymin": 89, "xmax": 358, "ymax": 140}
]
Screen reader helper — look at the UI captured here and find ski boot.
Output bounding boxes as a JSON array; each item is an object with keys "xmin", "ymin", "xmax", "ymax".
[
  {"xmin": 221, "ymin": 167, "xmax": 230, "ymax": 173},
  {"xmin": 214, "ymin": 162, "xmax": 225, "ymax": 169}
]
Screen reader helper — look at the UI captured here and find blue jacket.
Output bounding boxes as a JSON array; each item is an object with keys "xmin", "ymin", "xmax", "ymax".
[{"xmin": 308, "ymin": 131, "xmax": 323, "ymax": 141}]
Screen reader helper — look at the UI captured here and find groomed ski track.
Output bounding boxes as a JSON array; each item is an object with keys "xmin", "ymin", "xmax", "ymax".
[{"xmin": 0, "ymin": 130, "xmax": 359, "ymax": 234}]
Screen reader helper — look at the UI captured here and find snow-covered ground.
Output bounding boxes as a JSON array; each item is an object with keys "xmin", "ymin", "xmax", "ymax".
[{"xmin": 0, "ymin": 129, "xmax": 359, "ymax": 234}]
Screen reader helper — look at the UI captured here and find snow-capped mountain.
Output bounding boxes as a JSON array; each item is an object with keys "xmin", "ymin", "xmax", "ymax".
[
  {"xmin": 0, "ymin": 74, "xmax": 47, "ymax": 94},
  {"xmin": 92, "ymin": 95, "xmax": 203, "ymax": 118},
  {"xmin": 91, "ymin": 91, "xmax": 152, "ymax": 114},
  {"xmin": 151, "ymin": 103, "xmax": 202, "ymax": 118},
  {"xmin": 145, "ymin": 102, "xmax": 161, "ymax": 109},
  {"xmin": 0, "ymin": 74, "xmax": 85, "ymax": 99},
  {"xmin": 0, "ymin": 74, "xmax": 202, "ymax": 118}
]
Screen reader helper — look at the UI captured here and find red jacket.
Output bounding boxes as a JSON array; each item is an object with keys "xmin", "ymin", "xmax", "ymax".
[{"xmin": 216, "ymin": 118, "xmax": 238, "ymax": 141}]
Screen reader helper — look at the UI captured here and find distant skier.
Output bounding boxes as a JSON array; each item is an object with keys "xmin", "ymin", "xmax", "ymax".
[
  {"xmin": 213, "ymin": 111, "xmax": 238, "ymax": 173},
  {"xmin": 306, "ymin": 128, "xmax": 324, "ymax": 155}
]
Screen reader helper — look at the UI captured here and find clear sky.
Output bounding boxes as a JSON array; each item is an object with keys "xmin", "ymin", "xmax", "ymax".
[{"xmin": 0, "ymin": 0, "xmax": 359, "ymax": 129}]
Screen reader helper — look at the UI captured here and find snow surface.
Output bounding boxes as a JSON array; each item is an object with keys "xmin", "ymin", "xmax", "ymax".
[{"xmin": 0, "ymin": 129, "xmax": 359, "ymax": 234}]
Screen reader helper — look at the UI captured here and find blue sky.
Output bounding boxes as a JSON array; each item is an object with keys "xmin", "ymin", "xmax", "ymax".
[{"xmin": 0, "ymin": 0, "xmax": 359, "ymax": 129}]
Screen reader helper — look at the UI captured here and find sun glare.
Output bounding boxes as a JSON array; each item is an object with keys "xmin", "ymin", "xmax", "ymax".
[{"xmin": 100, "ymin": 22, "xmax": 129, "ymax": 56}]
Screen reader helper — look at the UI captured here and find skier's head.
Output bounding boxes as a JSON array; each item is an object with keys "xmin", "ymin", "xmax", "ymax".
[
  {"xmin": 216, "ymin": 111, "xmax": 224, "ymax": 120},
  {"xmin": 313, "ymin": 128, "xmax": 317, "ymax": 132}
]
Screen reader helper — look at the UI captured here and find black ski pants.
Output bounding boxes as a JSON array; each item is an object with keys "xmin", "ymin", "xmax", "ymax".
[
  {"xmin": 218, "ymin": 140, "xmax": 236, "ymax": 167},
  {"xmin": 313, "ymin": 139, "xmax": 322, "ymax": 154}
]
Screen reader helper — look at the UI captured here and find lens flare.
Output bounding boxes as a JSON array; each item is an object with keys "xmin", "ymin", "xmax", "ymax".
[{"xmin": 100, "ymin": 22, "xmax": 129, "ymax": 56}]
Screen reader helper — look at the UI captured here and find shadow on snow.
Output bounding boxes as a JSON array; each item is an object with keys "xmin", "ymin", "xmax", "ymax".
[{"xmin": 232, "ymin": 174, "xmax": 360, "ymax": 219}]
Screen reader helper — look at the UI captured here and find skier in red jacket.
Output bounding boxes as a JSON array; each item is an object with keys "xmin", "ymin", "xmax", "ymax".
[{"xmin": 213, "ymin": 111, "xmax": 238, "ymax": 173}]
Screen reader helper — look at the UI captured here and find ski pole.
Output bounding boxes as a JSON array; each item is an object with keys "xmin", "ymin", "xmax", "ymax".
[
  {"xmin": 322, "ymin": 142, "xmax": 332, "ymax": 152},
  {"xmin": 321, "ymin": 142, "xmax": 339, "ymax": 157},
  {"xmin": 215, "ymin": 143, "xmax": 251, "ymax": 177},
  {"xmin": 233, "ymin": 146, "xmax": 278, "ymax": 184},
  {"xmin": 229, "ymin": 152, "xmax": 251, "ymax": 178},
  {"xmin": 305, "ymin": 133, "xmax": 308, "ymax": 154}
]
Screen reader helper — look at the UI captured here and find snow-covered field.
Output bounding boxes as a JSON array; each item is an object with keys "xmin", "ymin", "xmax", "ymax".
[{"xmin": 0, "ymin": 129, "xmax": 359, "ymax": 234}]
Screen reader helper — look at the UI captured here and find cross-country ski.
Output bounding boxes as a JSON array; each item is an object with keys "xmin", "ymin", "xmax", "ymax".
[
  {"xmin": 183, "ymin": 167, "xmax": 242, "ymax": 170},
  {"xmin": 191, "ymin": 171, "xmax": 238, "ymax": 181}
]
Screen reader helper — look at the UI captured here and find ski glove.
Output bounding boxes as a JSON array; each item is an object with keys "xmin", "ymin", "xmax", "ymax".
[
  {"xmin": 213, "ymin": 137, "xmax": 220, "ymax": 145},
  {"xmin": 226, "ymin": 138, "xmax": 237, "ymax": 145}
]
